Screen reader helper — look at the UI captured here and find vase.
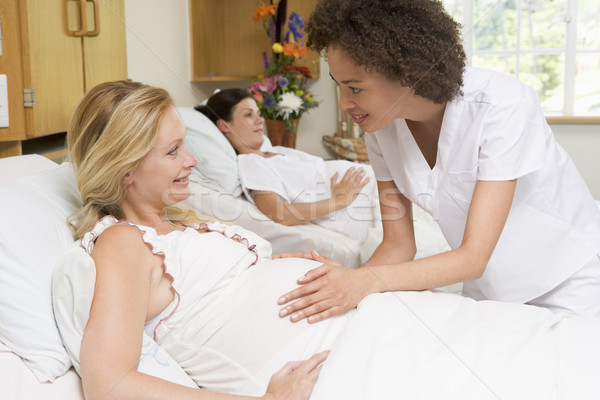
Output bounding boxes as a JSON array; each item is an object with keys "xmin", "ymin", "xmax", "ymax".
[{"xmin": 264, "ymin": 119, "xmax": 299, "ymax": 148}]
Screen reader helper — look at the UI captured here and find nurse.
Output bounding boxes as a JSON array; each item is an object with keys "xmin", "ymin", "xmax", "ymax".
[{"xmin": 276, "ymin": 0, "xmax": 600, "ymax": 321}]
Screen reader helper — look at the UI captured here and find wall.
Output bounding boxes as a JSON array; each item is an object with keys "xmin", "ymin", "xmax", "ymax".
[
  {"xmin": 124, "ymin": 0, "xmax": 599, "ymax": 198},
  {"xmin": 553, "ymin": 124, "xmax": 600, "ymax": 198}
]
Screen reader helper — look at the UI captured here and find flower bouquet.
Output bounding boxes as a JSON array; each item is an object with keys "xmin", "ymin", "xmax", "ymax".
[{"xmin": 248, "ymin": 1, "xmax": 319, "ymax": 135}]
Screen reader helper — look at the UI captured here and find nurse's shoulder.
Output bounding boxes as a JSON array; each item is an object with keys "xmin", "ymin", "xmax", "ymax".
[{"xmin": 461, "ymin": 66, "xmax": 538, "ymax": 108}]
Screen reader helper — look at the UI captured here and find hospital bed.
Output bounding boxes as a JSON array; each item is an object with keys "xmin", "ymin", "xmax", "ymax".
[
  {"xmin": 0, "ymin": 150, "xmax": 450, "ymax": 399},
  {"xmin": 2, "ymin": 153, "xmax": 600, "ymax": 399}
]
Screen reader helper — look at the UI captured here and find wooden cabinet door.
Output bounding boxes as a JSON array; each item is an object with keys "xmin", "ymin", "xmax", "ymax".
[
  {"xmin": 0, "ymin": 0, "xmax": 28, "ymax": 142},
  {"xmin": 82, "ymin": 0, "xmax": 127, "ymax": 91},
  {"xmin": 25, "ymin": 0, "xmax": 85, "ymax": 138}
]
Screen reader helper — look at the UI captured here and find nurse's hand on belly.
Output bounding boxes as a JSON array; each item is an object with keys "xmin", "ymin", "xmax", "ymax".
[{"xmin": 275, "ymin": 250, "xmax": 372, "ymax": 323}]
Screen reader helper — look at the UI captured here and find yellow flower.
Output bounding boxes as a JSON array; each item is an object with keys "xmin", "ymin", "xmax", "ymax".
[{"xmin": 272, "ymin": 43, "xmax": 284, "ymax": 54}]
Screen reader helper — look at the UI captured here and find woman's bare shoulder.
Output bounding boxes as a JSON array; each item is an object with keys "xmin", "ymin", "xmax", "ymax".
[{"xmin": 91, "ymin": 223, "xmax": 153, "ymax": 263}]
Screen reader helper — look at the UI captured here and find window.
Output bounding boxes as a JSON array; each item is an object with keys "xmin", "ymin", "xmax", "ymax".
[{"xmin": 443, "ymin": 0, "xmax": 600, "ymax": 119}]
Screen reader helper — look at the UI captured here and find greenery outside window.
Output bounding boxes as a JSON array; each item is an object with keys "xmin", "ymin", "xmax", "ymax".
[{"xmin": 443, "ymin": 0, "xmax": 600, "ymax": 122}]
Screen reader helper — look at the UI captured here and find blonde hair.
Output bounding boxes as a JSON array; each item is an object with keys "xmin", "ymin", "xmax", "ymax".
[{"xmin": 67, "ymin": 80, "xmax": 209, "ymax": 239}]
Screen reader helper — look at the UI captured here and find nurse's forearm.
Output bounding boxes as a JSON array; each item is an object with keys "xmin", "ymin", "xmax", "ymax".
[
  {"xmin": 361, "ymin": 247, "xmax": 485, "ymax": 294},
  {"xmin": 364, "ymin": 238, "xmax": 416, "ymax": 266}
]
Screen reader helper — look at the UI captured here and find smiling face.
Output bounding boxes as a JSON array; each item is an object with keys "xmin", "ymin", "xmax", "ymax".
[
  {"xmin": 328, "ymin": 46, "xmax": 442, "ymax": 133},
  {"xmin": 219, "ymin": 97, "xmax": 265, "ymax": 153},
  {"xmin": 126, "ymin": 106, "xmax": 197, "ymax": 209}
]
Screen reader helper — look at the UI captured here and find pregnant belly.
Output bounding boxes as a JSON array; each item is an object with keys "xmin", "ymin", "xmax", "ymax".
[
  {"xmin": 168, "ymin": 257, "xmax": 352, "ymax": 394},
  {"xmin": 210, "ymin": 257, "xmax": 348, "ymax": 363}
]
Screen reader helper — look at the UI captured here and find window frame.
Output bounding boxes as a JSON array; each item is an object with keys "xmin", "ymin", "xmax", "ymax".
[{"xmin": 450, "ymin": 0, "xmax": 600, "ymax": 123}]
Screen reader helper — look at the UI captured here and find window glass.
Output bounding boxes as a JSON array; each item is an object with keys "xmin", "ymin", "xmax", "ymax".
[
  {"xmin": 474, "ymin": 0, "xmax": 517, "ymax": 51},
  {"xmin": 519, "ymin": 53, "xmax": 565, "ymax": 113},
  {"xmin": 577, "ymin": 0, "xmax": 600, "ymax": 50},
  {"xmin": 472, "ymin": 54, "xmax": 516, "ymax": 75},
  {"xmin": 444, "ymin": 0, "xmax": 463, "ymax": 21},
  {"xmin": 519, "ymin": 0, "xmax": 566, "ymax": 50},
  {"xmin": 574, "ymin": 54, "xmax": 600, "ymax": 115},
  {"xmin": 445, "ymin": 0, "xmax": 600, "ymax": 117}
]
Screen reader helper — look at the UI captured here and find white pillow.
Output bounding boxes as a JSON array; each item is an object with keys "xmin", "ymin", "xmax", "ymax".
[
  {"xmin": 0, "ymin": 161, "xmax": 80, "ymax": 382},
  {"xmin": 178, "ymin": 107, "xmax": 241, "ymax": 196},
  {"xmin": 0, "ymin": 154, "xmax": 58, "ymax": 182},
  {"xmin": 177, "ymin": 107, "xmax": 273, "ymax": 196},
  {"xmin": 0, "ymin": 156, "xmax": 197, "ymax": 387}
]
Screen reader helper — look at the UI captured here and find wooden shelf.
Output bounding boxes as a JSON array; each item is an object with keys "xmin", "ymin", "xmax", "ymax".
[
  {"xmin": 190, "ymin": 75, "xmax": 257, "ymax": 83},
  {"xmin": 188, "ymin": 0, "xmax": 319, "ymax": 81}
]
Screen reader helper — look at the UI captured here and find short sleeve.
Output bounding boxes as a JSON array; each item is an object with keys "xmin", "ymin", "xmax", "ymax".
[
  {"xmin": 365, "ymin": 132, "xmax": 394, "ymax": 181},
  {"xmin": 237, "ymin": 154, "xmax": 289, "ymax": 203},
  {"xmin": 477, "ymin": 97, "xmax": 547, "ymax": 181}
]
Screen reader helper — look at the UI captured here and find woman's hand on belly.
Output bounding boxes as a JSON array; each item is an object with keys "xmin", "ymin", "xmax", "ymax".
[
  {"xmin": 264, "ymin": 350, "xmax": 330, "ymax": 400},
  {"xmin": 276, "ymin": 250, "xmax": 375, "ymax": 323}
]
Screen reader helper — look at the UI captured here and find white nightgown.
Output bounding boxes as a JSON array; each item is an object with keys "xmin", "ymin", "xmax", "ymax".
[
  {"xmin": 70, "ymin": 216, "xmax": 351, "ymax": 395},
  {"xmin": 238, "ymin": 146, "xmax": 376, "ymax": 241}
]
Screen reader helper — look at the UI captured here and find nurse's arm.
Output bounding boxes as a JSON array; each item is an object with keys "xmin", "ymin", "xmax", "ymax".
[
  {"xmin": 361, "ymin": 179, "xmax": 517, "ymax": 292},
  {"xmin": 364, "ymin": 180, "xmax": 417, "ymax": 266},
  {"xmin": 456, "ymin": 179, "xmax": 517, "ymax": 277},
  {"xmin": 277, "ymin": 180, "xmax": 516, "ymax": 323}
]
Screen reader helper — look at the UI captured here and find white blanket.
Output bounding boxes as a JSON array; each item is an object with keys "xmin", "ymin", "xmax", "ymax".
[{"xmin": 311, "ymin": 291, "xmax": 600, "ymax": 399}]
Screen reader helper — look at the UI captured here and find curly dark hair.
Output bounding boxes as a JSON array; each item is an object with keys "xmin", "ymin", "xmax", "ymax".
[{"xmin": 306, "ymin": 0, "xmax": 466, "ymax": 104}]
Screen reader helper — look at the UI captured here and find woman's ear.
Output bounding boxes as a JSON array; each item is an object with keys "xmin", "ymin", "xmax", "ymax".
[
  {"xmin": 216, "ymin": 119, "xmax": 231, "ymax": 134},
  {"xmin": 123, "ymin": 172, "xmax": 133, "ymax": 185}
]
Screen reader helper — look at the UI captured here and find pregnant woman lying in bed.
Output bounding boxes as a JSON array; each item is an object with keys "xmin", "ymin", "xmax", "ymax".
[
  {"xmin": 53, "ymin": 80, "xmax": 600, "ymax": 400},
  {"xmin": 194, "ymin": 88, "xmax": 375, "ymax": 241}
]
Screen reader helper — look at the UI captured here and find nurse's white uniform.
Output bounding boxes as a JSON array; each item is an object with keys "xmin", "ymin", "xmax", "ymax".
[{"xmin": 366, "ymin": 67, "xmax": 600, "ymax": 312}]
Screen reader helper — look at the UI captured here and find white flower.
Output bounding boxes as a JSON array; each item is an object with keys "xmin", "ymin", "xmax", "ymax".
[{"xmin": 276, "ymin": 92, "xmax": 303, "ymax": 119}]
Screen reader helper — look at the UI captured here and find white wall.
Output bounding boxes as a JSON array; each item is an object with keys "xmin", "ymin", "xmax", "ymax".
[
  {"xmin": 124, "ymin": 0, "xmax": 599, "ymax": 198},
  {"xmin": 552, "ymin": 124, "xmax": 600, "ymax": 198}
]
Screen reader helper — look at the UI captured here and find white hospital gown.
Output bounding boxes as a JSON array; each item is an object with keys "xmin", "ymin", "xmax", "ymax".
[{"xmin": 237, "ymin": 146, "xmax": 376, "ymax": 241}]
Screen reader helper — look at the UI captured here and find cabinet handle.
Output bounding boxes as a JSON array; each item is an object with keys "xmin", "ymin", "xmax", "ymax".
[
  {"xmin": 71, "ymin": 0, "xmax": 88, "ymax": 37},
  {"xmin": 85, "ymin": 0, "xmax": 100, "ymax": 37}
]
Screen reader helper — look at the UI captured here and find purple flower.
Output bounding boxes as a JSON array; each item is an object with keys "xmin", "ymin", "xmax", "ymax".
[
  {"xmin": 262, "ymin": 52, "xmax": 270, "ymax": 70},
  {"xmin": 277, "ymin": 76, "xmax": 289, "ymax": 88},
  {"xmin": 263, "ymin": 96, "xmax": 276, "ymax": 109},
  {"xmin": 269, "ymin": 18, "xmax": 277, "ymax": 44}
]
